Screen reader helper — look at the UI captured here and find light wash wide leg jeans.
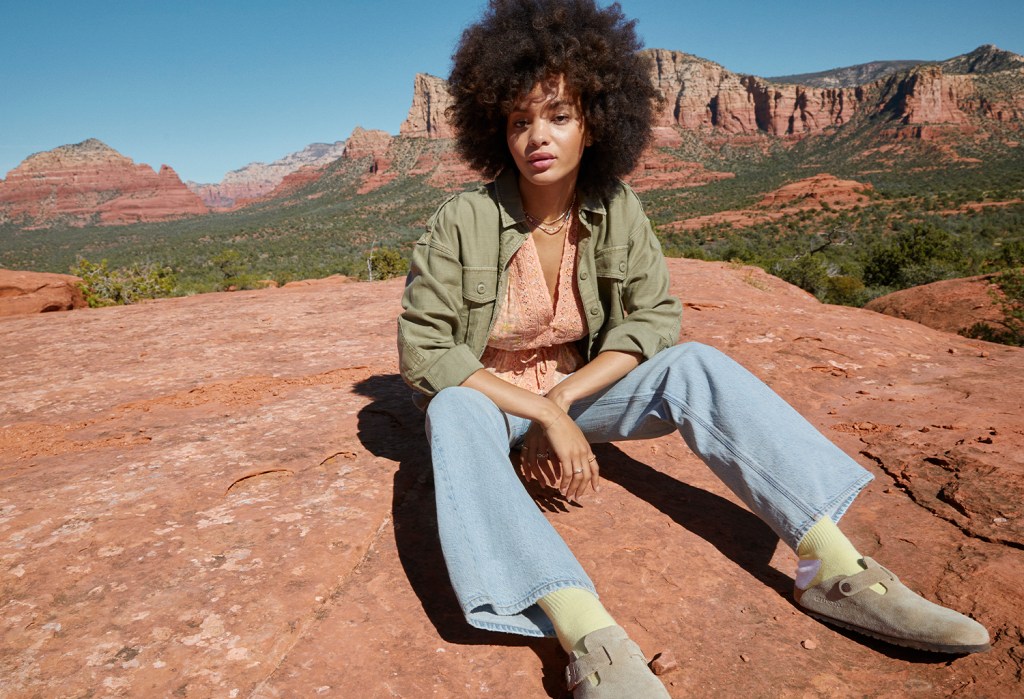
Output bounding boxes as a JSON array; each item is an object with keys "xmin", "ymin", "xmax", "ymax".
[{"xmin": 424, "ymin": 342, "xmax": 873, "ymax": 636}]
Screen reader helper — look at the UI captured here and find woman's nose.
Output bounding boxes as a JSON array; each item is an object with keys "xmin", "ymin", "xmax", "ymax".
[{"xmin": 528, "ymin": 121, "xmax": 549, "ymax": 146}]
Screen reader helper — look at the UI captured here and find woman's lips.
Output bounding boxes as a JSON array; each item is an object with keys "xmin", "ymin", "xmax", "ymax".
[{"xmin": 528, "ymin": 156, "xmax": 555, "ymax": 171}]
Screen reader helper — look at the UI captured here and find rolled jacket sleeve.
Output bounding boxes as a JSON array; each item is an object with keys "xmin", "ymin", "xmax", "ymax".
[{"xmin": 398, "ymin": 212, "xmax": 485, "ymax": 397}]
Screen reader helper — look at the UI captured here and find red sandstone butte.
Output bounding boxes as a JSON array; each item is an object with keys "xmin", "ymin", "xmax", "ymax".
[
  {"xmin": 0, "ymin": 268, "xmax": 87, "ymax": 316},
  {"xmin": 0, "ymin": 139, "xmax": 209, "ymax": 227},
  {"xmin": 1, "ymin": 259, "xmax": 1021, "ymax": 697}
]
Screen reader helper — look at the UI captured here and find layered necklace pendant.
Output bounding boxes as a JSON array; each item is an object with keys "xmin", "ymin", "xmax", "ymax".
[{"xmin": 524, "ymin": 195, "xmax": 576, "ymax": 235}]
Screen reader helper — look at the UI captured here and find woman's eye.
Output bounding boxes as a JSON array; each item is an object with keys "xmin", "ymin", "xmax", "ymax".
[
  {"xmin": 512, "ymin": 119, "xmax": 528, "ymax": 128},
  {"xmin": 553, "ymin": 114, "xmax": 571, "ymax": 124}
]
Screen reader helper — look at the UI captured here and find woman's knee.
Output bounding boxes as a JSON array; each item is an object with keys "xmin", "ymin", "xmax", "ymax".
[
  {"xmin": 659, "ymin": 341, "xmax": 728, "ymax": 369},
  {"xmin": 426, "ymin": 386, "xmax": 501, "ymax": 430}
]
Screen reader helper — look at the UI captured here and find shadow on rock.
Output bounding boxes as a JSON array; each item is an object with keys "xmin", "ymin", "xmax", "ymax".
[
  {"xmin": 593, "ymin": 442, "xmax": 792, "ymax": 598},
  {"xmin": 593, "ymin": 444, "xmax": 959, "ymax": 664},
  {"xmin": 352, "ymin": 373, "xmax": 566, "ymax": 697}
]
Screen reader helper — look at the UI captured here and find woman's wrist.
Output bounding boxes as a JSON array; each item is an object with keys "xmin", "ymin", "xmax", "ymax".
[{"xmin": 544, "ymin": 385, "xmax": 575, "ymax": 413}]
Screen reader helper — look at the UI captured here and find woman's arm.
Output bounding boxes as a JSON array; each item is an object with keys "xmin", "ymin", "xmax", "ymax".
[{"xmin": 464, "ymin": 350, "xmax": 641, "ymax": 504}]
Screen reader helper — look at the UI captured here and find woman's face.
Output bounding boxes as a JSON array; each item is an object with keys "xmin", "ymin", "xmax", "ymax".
[{"xmin": 506, "ymin": 77, "xmax": 588, "ymax": 194}]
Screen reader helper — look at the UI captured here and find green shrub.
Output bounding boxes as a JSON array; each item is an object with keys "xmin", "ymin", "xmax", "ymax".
[
  {"xmin": 365, "ymin": 246, "xmax": 409, "ymax": 281},
  {"xmin": 70, "ymin": 257, "xmax": 177, "ymax": 307},
  {"xmin": 961, "ymin": 267, "xmax": 1024, "ymax": 346}
]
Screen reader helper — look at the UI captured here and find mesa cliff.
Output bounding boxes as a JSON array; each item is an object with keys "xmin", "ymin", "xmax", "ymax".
[
  {"xmin": 1, "ymin": 259, "xmax": 1021, "ymax": 697},
  {"xmin": 0, "ymin": 139, "xmax": 208, "ymax": 227}
]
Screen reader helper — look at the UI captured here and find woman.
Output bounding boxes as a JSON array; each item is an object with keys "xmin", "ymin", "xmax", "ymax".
[{"xmin": 398, "ymin": 1, "xmax": 989, "ymax": 696}]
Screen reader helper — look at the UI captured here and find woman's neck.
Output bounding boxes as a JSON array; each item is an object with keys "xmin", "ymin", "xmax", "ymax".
[{"xmin": 517, "ymin": 175, "xmax": 577, "ymax": 222}]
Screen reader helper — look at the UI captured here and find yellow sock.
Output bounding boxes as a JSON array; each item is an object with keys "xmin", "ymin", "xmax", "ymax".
[
  {"xmin": 538, "ymin": 588, "xmax": 617, "ymax": 686},
  {"xmin": 796, "ymin": 517, "xmax": 885, "ymax": 593}
]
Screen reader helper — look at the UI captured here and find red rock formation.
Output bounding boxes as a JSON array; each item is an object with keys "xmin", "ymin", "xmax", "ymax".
[
  {"xmin": 186, "ymin": 141, "xmax": 347, "ymax": 209},
  {"xmin": 669, "ymin": 173, "xmax": 873, "ymax": 231},
  {"xmin": 0, "ymin": 139, "xmax": 208, "ymax": 227},
  {"xmin": 758, "ymin": 174, "xmax": 874, "ymax": 208},
  {"xmin": 399, "ymin": 73, "xmax": 455, "ymax": 139},
  {"xmin": 865, "ymin": 274, "xmax": 1009, "ymax": 335},
  {"xmin": 644, "ymin": 49, "xmax": 866, "ymax": 136},
  {"xmin": 0, "ymin": 269, "xmax": 87, "ymax": 316},
  {"xmin": 1, "ymin": 259, "xmax": 1021, "ymax": 697},
  {"xmin": 343, "ymin": 127, "xmax": 397, "ymax": 194},
  {"xmin": 238, "ymin": 163, "xmax": 330, "ymax": 206},
  {"xmin": 625, "ymin": 146, "xmax": 734, "ymax": 192},
  {"xmin": 877, "ymin": 64, "xmax": 1024, "ymax": 126}
]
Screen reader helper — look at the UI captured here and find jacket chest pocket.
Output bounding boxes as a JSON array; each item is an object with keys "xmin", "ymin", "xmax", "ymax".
[
  {"xmin": 461, "ymin": 267, "xmax": 498, "ymax": 346},
  {"xmin": 594, "ymin": 246, "xmax": 628, "ymax": 320}
]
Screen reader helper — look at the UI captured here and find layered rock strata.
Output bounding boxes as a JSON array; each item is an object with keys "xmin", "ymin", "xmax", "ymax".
[{"xmin": 0, "ymin": 139, "xmax": 208, "ymax": 227}]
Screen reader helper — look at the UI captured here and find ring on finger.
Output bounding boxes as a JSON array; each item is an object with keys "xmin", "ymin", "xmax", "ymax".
[
  {"xmin": 573, "ymin": 468, "xmax": 583, "ymax": 474},
  {"xmin": 537, "ymin": 451, "xmax": 550, "ymax": 459}
]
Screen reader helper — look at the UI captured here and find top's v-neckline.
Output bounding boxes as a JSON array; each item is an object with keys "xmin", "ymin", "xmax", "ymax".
[{"xmin": 526, "ymin": 225, "xmax": 571, "ymax": 314}]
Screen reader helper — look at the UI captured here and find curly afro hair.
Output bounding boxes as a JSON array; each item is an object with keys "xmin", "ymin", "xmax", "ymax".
[{"xmin": 447, "ymin": 0, "xmax": 661, "ymax": 199}]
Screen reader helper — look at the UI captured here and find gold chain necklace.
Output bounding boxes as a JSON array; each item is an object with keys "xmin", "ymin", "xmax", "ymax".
[{"xmin": 524, "ymin": 195, "xmax": 576, "ymax": 235}]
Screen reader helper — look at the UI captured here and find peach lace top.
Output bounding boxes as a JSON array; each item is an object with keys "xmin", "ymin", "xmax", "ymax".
[{"xmin": 480, "ymin": 219, "xmax": 587, "ymax": 394}]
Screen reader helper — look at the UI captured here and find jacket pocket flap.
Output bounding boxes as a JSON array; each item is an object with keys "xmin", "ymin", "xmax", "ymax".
[
  {"xmin": 594, "ymin": 246, "xmax": 628, "ymax": 280},
  {"xmin": 462, "ymin": 268, "xmax": 498, "ymax": 303}
]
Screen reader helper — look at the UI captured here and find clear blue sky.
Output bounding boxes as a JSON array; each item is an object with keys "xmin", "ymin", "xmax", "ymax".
[{"xmin": 2, "ymin": 0, "xmax": 1022, "ymax": 184}]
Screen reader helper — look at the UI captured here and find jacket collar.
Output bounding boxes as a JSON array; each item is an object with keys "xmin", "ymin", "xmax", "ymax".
[{"xmin": 493, "ymin": 168, "xmax": 606, "ymax": 230}]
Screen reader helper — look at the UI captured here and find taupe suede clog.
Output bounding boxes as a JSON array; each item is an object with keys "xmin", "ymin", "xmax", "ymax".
[
  {"xmin": 796, "ymin": 557, "xmax": 990, "ymax": 654},
  {"xmin": 565, "ymin": 625, "xmax": 670, "ymax": 698}
]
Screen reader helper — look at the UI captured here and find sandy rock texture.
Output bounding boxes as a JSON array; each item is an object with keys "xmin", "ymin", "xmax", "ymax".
[
  {"xmin": 1, "ymin": 259, "xmax": 1021, "ymax": 698},
  {"xmin": 866, "ymin": 274, "xmax": 1008, "ymax": 336},
  {"xmin": 0, "ymin": 268, "xmax": 87, "ymax": 317}
]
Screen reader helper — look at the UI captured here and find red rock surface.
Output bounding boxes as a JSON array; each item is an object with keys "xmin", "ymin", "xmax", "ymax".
[
  {"xmin": 0, "ymin": 268, "xmax": 87, "ymax": 316},
  {"xmin": 625, "ymin": 142, "xmax": 734, "ymax": 193},
  {"xmin": 865, "ymin": 274, "xmax": 1008, "ymax": 335},
  {"xmin": 1, "ymin": 258, "xmax": 1021, "ymax": 697},
  {"xmin": 0, "ymin": 139, "xmax": 209, "ymax": 227}
]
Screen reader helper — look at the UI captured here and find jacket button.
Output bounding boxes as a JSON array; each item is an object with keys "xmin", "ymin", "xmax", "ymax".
[
  {"xmin": 476, "ymin": 282, "xmax": 486, "ymax": 294},
  {"xmin": 579, "ymin": 271, "xmax": 589, "ymax": 280},
  {"xmin": 589, "ymin": 307, "xmax": 599, "ymax": 316},
  {"xmin": 618, "ymin": 261, "xmax": 627, "ymax": 272}
]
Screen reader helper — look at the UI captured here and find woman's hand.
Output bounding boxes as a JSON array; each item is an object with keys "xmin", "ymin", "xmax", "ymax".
[
  {"xmin": 519, "ymin": 421, "xmax": 558, "ymax": 487},
  {"xmin": 541, "ymin": 412, "xmax": 600, "ymax": 503}
]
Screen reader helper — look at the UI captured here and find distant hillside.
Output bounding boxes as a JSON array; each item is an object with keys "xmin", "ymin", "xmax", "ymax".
[
  {"xmin": 767, "ymin": 60, "xmax": 927, "ymax": 87},
  {"xmin": 186, "ymin": 141, "xmax": 348, "ymax": 209}
]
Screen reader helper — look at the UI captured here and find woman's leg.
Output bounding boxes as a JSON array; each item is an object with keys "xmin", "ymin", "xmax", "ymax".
[
  {"xmin": 428, "ymin": 387, "xmax": 671, "ymax": 695},
  {"xmin": 569, "ymin": 342, "xmax": 872, "ymax": 550},
  {"xmin": 425, "ymin": 385, "xmax": 597, "ymax": 637},
  {"xmin": 567, "ymin": 342, "xmax": 988, "ymax": 653}
]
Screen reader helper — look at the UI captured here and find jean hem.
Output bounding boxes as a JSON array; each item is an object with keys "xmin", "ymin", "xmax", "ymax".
[
  {"xmin": 461, "ymin": 577, "xmax": 597, "ymax": 638},
  {"xmin": 788, "ymin": 470, "xmax": 874, "ymax": 550}
]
